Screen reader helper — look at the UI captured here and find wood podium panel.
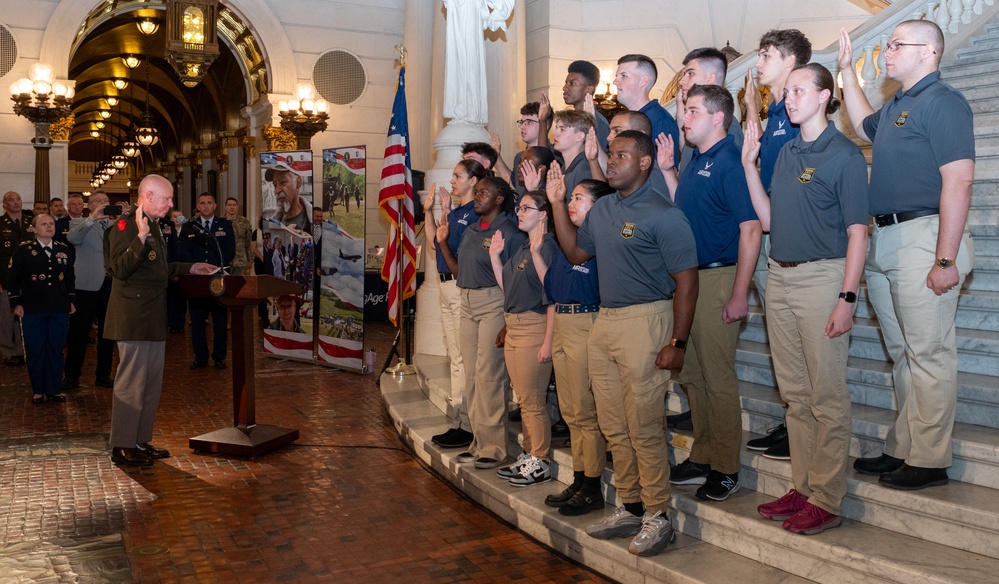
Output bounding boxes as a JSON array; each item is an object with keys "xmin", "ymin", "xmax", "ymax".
[{"xmin": 180, "ymin": 274, "xmax": 303, "ymax": 457}]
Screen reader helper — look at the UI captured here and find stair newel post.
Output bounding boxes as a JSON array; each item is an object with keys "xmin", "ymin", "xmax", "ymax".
[
  {"xmin": 949, "ymin": 0, "xmax": 963, "ymax": 31},
  {"xmin": 861, "ymin": 45, "xmax": 878, "ymax": 99}
]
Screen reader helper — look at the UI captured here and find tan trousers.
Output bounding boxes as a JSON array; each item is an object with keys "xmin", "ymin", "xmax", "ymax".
[
  {"xmin": 504, "ymin": 311, "xmax": 553, "ymax": 460},
  {"xmin": 588, "ymin": 300, "xmax": 672, "ymax": 514},
  {"xmin": 866, "ymin": 216, "xmax": 974, "ymax": 468},
  {"xmin": 459, "ymin": 287, "xmax": 509, "ymax": 461},
  {"xmin": 681, "ymin": 266, "xmax": 743, "ymax": 474},
  {"xmin": 439, "ymin": 280, "xmax": 470, "ymax": 431},
  {"xmin": 110, "ymin": 340, "xmax": 166, "ymax": 448},
  {"xmin": 767, "ymin": 259, "xmax": 851, "ymax": 515},
  {"xmin": 553, "ymin": 311, "xmax": 606, "ymax": 477}
]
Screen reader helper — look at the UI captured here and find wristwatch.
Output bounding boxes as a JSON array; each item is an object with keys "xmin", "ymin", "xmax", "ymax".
[
  {"xmin": 669, "ymin": 337, "xmax": 687, "ymax": 351},
  {"xmin": 936, "ymin": 257, "xmax": 955, "ymax": 269},
  {"xmin": 838, "ymin": 291, "xmax": 857, "ymax": 303}
]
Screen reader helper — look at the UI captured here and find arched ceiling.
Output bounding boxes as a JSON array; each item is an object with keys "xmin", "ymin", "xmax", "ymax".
[{"xmin": 67, "ymin": 5, "xmax": 249, "ymax": 167}]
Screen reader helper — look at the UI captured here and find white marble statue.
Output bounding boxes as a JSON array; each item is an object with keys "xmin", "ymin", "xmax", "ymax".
[{"xmin": 442, "ymin": 0, "xmax": 514, "ymax": 125}]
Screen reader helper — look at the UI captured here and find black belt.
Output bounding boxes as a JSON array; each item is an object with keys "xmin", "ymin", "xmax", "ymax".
[
  {"xmin": 873, "ymin": 209, "xmax": 938, "ymax": 228},
  {"xmin": 439, "ymin": 273, "xmax": 456, "ymax": 282},
  {"xmin": 554, "ymin": 303, "xmax": 599, "ymax": 314},
  {"xmin": 770, "ymin": 257, "xmax": 834, "ymax": 268},
  {"xmin": 699, "ymin": 261, "xmax": 736, "ymax": 270}
]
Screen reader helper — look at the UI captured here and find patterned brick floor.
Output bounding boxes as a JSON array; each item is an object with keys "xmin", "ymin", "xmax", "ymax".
[{"xmin": 0, "ymin": 322, "xmax": 610, "ymax": 583}]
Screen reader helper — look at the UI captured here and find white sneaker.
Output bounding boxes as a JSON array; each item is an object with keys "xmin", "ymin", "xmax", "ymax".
[
  {"xmin": 585, "ymin": 507, "xmax": 643, "ymax": 539},
  {"xmin": 629, "ymin": 511, "xmax": 675, "ymax": 556},
  {"xmin": 508, "ymin": 456, "xmax": 552, "ymax": 487},
  {"xmin": 496, "ymin": 451, "xmax": 531, "ymax": 479}
]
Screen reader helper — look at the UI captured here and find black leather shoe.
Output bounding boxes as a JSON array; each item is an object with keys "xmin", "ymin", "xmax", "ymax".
[
  {"xmin": 190, "ymin": 361, "xmax": 208, "ymax": 370},
  {"xmin": 213, "ymin": 360, "xmax": 227, "ymax": 370},
  {"xmin": 434, "ymin": 428, "xmax": 473, "ymax": 448},
  {"xmin": 558, "ymin": 491, "xmax": 605, "ymax": 516},
  {"xmin": 111, "ymin": 447, "xmax": 153, "ymax": 467},
  {"xmin": 135, "ymin": 443, "xmax": 170, "ymax": 459},
  {"xmin": 95, "ymin": 377, "xmax": 114, "ymax": 388},
  {"xmin": 47, "ymin": 393, "xmax": 67, "ymax": 403},
  {"xmin": 854, "ymin": 453, "xmax": 904, "ymax": 476},
  {"xmin": 879, "ymin": 464, "xmax": 948, "ymax": 490},
  {"xmin": 544, "ymin": 485, "xmax": 580, "ymax": 507}
]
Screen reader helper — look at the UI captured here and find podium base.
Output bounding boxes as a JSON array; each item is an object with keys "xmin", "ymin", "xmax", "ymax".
[{"xmin": 189, "ymin": 424, "xmax": 300, "ymax": 457}]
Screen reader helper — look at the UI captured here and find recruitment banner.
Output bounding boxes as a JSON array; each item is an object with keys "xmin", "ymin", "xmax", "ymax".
[
  {"xmin": 259, "ymin": 150, "xmax": 317, "ymax": 362},
  {"xmin": 317, "ymin": 146, "xmax": 366, "ymax": 371}
]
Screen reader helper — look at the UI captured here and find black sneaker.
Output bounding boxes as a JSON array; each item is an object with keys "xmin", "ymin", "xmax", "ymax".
[
  {"xmin": 669, "ymin": 459, "xmax": 710, "ymax": 485},
  {"xmin": 696, "ymin": 471, "xmax": 740, "ymax": 501},
  {"xmin": 747, "ymin": 423, "xmax": 787, "ymax": 451},
  {"xmin": 763, "ymin": 438, "xmax": 790, "ymax": 460},
  {"xmin": 435, "ymin": 428, "xmax": 473, "ymax": 449},
  {"xmin": 558, "ymin": 490, "xmax": 604, "ymax": 516}
]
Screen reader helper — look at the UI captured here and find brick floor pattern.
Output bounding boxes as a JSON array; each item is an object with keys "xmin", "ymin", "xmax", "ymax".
[{"xmin": 0, "ymin": 323, "xmax": 609, "ymax": 583}]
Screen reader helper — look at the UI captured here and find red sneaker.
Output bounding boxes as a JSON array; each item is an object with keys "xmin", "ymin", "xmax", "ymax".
[
  {"xmin": 782, "ymin": 503, "xmax": 842, "ymax": 535},
  {"xmin": 757, "ymin": 489, "xmax": 807, "ymax": 521}
]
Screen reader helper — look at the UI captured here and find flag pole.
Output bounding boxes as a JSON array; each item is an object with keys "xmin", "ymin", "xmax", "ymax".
[{"xmin": 385, "ymin": 46, "xmax": 416, "ymax": 377}]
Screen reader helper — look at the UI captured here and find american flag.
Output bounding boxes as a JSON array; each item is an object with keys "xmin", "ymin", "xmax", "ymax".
[{"xmin": 377, "ymin": 67, "xmax": 416, "ymax": 326}]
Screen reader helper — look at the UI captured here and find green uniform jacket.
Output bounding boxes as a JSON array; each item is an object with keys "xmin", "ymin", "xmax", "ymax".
[{"xmin": 104, "ymin": 212, "xmax": 192, "ymax": 342}]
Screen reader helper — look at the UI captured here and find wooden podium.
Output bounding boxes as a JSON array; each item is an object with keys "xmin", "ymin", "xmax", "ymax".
[{"xmin": 180, "ymin": 274, "xmax": 302, "ymax": 457}]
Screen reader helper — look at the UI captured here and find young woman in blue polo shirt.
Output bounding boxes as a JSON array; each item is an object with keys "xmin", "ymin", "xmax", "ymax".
[
  {"xmin": 536, "ymin": 177, "xmax": 614, "ymax": 514},
  {"xmin": 488, "ymin": 190, "xmax": 558, "ymax": 486},
  {"xmin": 742, "ymin": 63, "xmax": 869, "ymax": 536}
]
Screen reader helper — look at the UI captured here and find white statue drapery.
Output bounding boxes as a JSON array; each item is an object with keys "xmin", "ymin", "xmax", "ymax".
[{"xmin": 442, "ymin": 0, "xmax": 514, "ymax": 125}]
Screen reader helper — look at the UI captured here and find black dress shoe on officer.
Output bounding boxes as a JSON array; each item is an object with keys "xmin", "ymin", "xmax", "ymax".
[
  {"xmin": 853, "ymin": 453, "xmax": 904, "ymax": 476},
  {"xmin": 111, "ymin": 447, "xmax": 153, "ymax": 467},
  {"xmin": 135, "ymin": 443, "xmax": 171, "ymax": 459},
  {"xmin": 879, "ymin": 464, "xmax": 948, "ymax": 490},
  {"xmin": 190, "ymin": 361, "xmax": 208, "ymax": 370},
  {"xmin": 95, "ymin": 377, "xmax": 114, "ymax": 388}
]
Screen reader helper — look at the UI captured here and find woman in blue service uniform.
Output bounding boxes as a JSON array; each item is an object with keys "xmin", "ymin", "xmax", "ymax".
[
  {"xmin": 8, "ymin": 214, "xmax": 75, "ymax": 404},
  {"xmin": 488, "ymin": 190, "xmax": 558, "ymax": 487},
  {"xmin": 537, "ymin": 176, "xmax": 614, "ymax": 515},
  {"xmin": 742, "ymin": 63, "xmax": 869, "ymax": 535},
  {"xmin": 437, "ymin": 176, "xmax": 525, "ymax": 470}
]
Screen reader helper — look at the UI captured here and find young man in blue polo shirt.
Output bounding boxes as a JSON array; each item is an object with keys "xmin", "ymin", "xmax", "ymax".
[
  {"xmin": 742, "ymin": 28, "xmax": 812, "ymax": 459},
  {"xmin": 661, "ymin": 85, "xmax": 761, "ymax": 501},
  {"xmin": 614, "ymin": 54, "xmax": 680, "ymax": 162}
]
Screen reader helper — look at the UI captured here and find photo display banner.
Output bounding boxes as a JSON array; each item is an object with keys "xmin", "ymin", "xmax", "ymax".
[
  {"xmin": 317, "ymin": 146, "xmax": 366, "ymax": 371},
  {"xmin": 260, "ymin": 150, "xmax": 317, "ymax": 362}
]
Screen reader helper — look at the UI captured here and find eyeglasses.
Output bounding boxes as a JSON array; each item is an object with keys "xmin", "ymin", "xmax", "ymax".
[
  {"xmin": 884, "ymin": 42, "xmax": 930, "ymax": 53},
  {"xmin": 515, "ymin": 205, "xmax": 539, "ymax": 214},
  {"xmin": 516, "ymin": 119, "xmax": 538, "ymax": 127}
]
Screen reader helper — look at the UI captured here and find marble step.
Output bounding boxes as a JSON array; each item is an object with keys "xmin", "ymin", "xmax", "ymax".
[
  {"xmin": 951, "ymin": 79, "xmax": 999, "ymax": 99},
  {"xmin": 734, "ymin": 338, "xmax": 999, "ymax": 430},
  {"xmin": 720, "ymin": 381, "xmax": 999, "ymax": 490},
  {"xmin": 738, "ymin": 309, "xmax": 999, "ymax": 375},
  {"xmin": 385, "ymin": 360, "xmax": 812, "ymax": 584},
  {"xmin": 955, "ymin": 36, "xmax": 999, "ymax": 58},
  {"xmin": 969, "ymin": 223, "xmax": 999, "ymax": 258},
  {"xmin": 965, "ymin": 255, "xmax": 999, "ymax": 291},
  {"xmin": 942, "ymin": 53, "xmax": 999, "ymax": 78},
  {"xmin": 401, "ymin": 356, "xmax": 999, "ymax": 583}
]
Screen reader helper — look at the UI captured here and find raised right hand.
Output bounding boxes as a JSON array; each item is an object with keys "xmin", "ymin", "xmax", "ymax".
[{"xmin": 545, "ymin": 164, "xmax": 566, "ymax": 205}]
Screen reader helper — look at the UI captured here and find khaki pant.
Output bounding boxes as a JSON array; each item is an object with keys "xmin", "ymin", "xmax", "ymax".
[
  {"xmin": 459, "ymin": 287, "xmax": 509, "ymax": 461},
  {"xmin": 767, "ymin": 259, "xmax": 851, "ymax": 515},
  {"xmin": 752, "ymin": 233, "xmax": 771, "ymax": 305},
  {"xmin": 439, "ymin": 280, "xmax": 470, "ymax": 431},
  {"xmin": 681, "ymin": 266, "xmax": 743, "ymax": 474},
  {"xmin": 553, "ymin": 311, "xmax": 606, "ymax": 477},
  {"xmin": 504, "ymin": 311, "xmax": 553, "ymax": 460},
  {"xmin": 588, "ymin": 300, "xmax": 672, "ymax": 514},
  {"xmin": 866, "ymin": 215, "xmax": 974, "ymax": 468}
]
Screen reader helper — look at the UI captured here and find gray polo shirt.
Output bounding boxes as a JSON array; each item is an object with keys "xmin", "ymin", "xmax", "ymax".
[
  {"xmin": 562, "ymin": 151, "xmax": 592, "ymax": 201},
  {"xmin": 863, "ymin": 71, "xmax": 975, "ymax": 216},
  {"xmin": 456, "ymin": 213, "xmax": 527, "ymax": 289},
  {"xmin": 577, "ymin": 180, "xmax": 697, "ymax": 308},
  {"xmin": 770, "ymin": 124, "xmax": 870, "ymax": 263},
  {"xmin": 502, "ymin": 232, "xmax": 557, "ymax": 314}
]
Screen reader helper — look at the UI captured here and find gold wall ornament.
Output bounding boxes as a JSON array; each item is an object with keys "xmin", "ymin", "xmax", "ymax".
[
  {"xmin": 49, "ymin": 114, "xmax": 75, "ymax": 142},
  {"xmin": 241, "ymin": 135, "xmax": 256, "ymax": 158},
  {"xmin": 263, "ymin": 124, "xmax": 296, "ymax": 151}
]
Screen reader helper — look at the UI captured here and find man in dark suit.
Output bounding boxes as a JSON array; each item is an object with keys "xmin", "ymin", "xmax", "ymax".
[
  {"xmin": 1, "ymin": 191, "xmax": 33, "ymax": 366},
  {"xmin": 104, "ymin": 175, "xmax": 214, "ymax": 466},
  {"xmin": 54, "ymin": 193, "xmax": 85, "ymax": 245},
  {"xmin": 180, "ymin": 192, "xmax": 235, "ymax": 370}
]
